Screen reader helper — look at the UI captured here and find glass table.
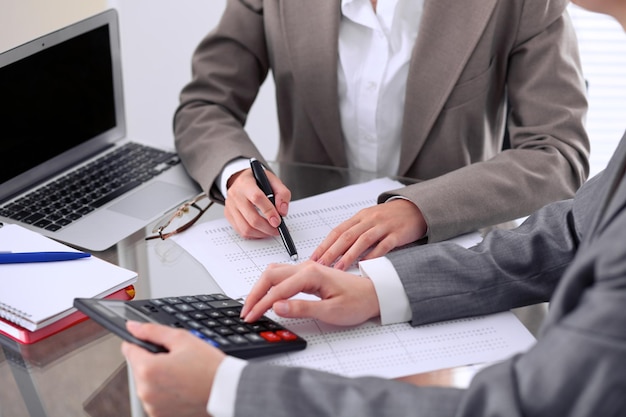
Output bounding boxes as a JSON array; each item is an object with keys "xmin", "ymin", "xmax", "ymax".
[{"xmin": 0, "ymin": 162, "xmax": 543, "ymax": 417}]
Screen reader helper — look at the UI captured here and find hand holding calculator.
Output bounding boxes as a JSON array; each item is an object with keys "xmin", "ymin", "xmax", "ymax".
[{"xmin": 74, "ymin": 293, "xmax": 307, "ymax": 359}]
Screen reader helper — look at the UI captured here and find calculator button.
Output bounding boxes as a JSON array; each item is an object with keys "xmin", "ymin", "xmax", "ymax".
[
  {"xmin": 208, "ymin": 300, "xmax": 241, "ymax": 309},
  {"xmin": 248, "ymin": 323, "xmax": 266, "ymax": 332},
  {"xmin": 162, "ymin": 297, "xmax": 182, "ymax": 304},
  {"xmin": 228, "ymin": 334, "xmax": 249, "ymax": 345},
  {"xmin": 222, "ymin": 309, "xmax": 240, "ymax": 317},
  {"xmin": 215, "ymin": 327, "xmax": 234, "ymax": 336},
  {"xmin": 175, "ymin": 303, "xmax": 195, "ymax": 313},
  {"xmin": 181, "ymin": 296, "xmax": 199, "ymax": 303},
  {"xmin": 211, "ymin": 294, "xmax": 230, "ymax": 301},
  {"xmin": 139, "ymin": 304, "xmax": 159, "ymax": 314},
  {"xmin": 260, "ymin": 331, "xmax": 281, "ymax": 343},
  {"xmin": 213, "ymin": 336, "xmax": 231, "ymax": 347},
  {"xmin": 276, "ymin": 330, "xmax": 298, "ymax": 341},
  {"xmin": 231, "ymin": 325, "xmax": 249, "ymax": 333},
  {"xmin": 191, "ymin": 302, "xmax": 211, "ymax": 310},
  {"xmin": 196, "ymin": 295, "xmax": 217, "ymax": 302},
  {"xmin": 189, "ymin": 311, "xmax": 208, "ymax": 320},
  {"xmin": 175, "ymin": 313, "xmax": 191, "ymax": 321},
  {"xmin": 199, "ymin": 328, "xmax": 218, "ymax": 338},
  {"xmin": 203, "ymin": 319, "xmax": 220, "ymax": 327},
  {"xmin": 218, "ymin": 318, "xmax": 237, "ymax": 326},
  {"xmin": 186, "ymin": 321, "xmax": 204, "ymax": 329},
  {"xmin": 162, "ymin": 305, "xmax": 177, "ymax": 314},
  {"xmin": 244, "ymin": 333, "xmax": 265, "ymax": 343},
  {"xmin": 190, "ymin": 330, "xmax": 219, "ymax": 347}
]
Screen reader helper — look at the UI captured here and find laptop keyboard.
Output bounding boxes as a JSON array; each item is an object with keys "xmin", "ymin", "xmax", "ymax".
[{"xmin": 0, "ymin": 143, "xmax": 181, "ymax": 233}]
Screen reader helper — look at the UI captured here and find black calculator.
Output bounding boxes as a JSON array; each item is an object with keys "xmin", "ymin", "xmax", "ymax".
[{"xmin": 74, "ymin": 294, "xmax": 307, "ymax": 359}]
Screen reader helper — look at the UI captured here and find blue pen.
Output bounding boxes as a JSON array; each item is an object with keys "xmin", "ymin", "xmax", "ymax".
[{"xmin": 0, "ymin": 251, "xmax": 91, "ymax": 264}]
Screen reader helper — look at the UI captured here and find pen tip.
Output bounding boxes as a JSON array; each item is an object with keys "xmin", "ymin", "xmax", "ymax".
[{"xmin": 291, "ymin": 254, "xmax": 298, "ymax": 261}]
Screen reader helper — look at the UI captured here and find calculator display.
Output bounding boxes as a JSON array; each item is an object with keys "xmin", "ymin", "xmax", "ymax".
[{"xmin": 96, "ymin": 300, "xmax": 155, "ymax": 323}]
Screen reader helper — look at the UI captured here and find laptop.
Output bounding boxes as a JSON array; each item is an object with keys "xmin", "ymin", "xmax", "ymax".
[{"xmin": 0, "ymin": 9, "xmax": 201, "ymax": 251}]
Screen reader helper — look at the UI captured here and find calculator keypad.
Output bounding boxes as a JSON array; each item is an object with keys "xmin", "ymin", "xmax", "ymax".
[{"xmin": 128, "ymin": 294, "xmax": 306, "ymax": 359}]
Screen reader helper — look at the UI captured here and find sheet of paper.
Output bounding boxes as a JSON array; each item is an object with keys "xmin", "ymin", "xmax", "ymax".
[
  {"xmin": 255, "ymin": 310, "xmax": 535, "ymax": 378},
  {"xmin": 173, "ymin": 178, "xmax": 481, "ymax": 299},
  {"xmin": 171, "ymin": 178, "xmax": 534, "ymax": 378}
]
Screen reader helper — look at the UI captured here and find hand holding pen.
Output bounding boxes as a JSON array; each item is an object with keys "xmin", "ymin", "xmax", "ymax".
[{"xmin": 249, "ymin": 158, "xmax": 298, "ymax": 261}]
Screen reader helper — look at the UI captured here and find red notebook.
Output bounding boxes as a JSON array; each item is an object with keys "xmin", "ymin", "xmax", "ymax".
[{"xmin": 0, "ymin": 285, "xmax": 136, "ymax": 344}]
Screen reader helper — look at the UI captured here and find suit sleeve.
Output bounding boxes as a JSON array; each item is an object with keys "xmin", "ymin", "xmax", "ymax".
[
  {"xmin": 174, "ymin": 0, "xmax": 269, "ymax": 202},
  {"xmin": 388, "ymin": 197, "xmax": 579, "ymax": 326},
  {"xmin": 235, "ymin": 363, "xmax": 464, "ymax": 417}
]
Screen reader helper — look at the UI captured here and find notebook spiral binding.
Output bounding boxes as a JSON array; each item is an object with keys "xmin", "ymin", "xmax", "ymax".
[{"xmin": 0, "ymin": 302, "xmax": 32, "ymax": 328}]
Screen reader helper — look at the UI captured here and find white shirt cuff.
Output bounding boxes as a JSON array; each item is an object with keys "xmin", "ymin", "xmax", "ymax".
[
  {"xmin": 359, "ymin": 257, "xmax": 412, "ymax": 325},
  {"xmin": 218, "ymin": 158, "xmax": 252, "ymax": 198},
  {"xmin": 207, "ymin": 356, "xmax": 248, "ymax": 417}
]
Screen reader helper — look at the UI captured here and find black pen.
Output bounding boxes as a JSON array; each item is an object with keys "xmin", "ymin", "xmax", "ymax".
[{"xmin": 249, "ymin": 158, "xmax": 298, "ymax": 261}]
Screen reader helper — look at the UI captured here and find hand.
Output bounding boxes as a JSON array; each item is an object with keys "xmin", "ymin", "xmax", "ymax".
[
  {"xmin": 224, "ymin": 168, "xmax": 292, "ymax": 239},
  {"xmin": 240, "ymin": 260, "xmax": 380, "ymax": 325},
  {"xmin": 121, "ymin": 321, "xmax": 226, "ymax": 417},
  {"xmin": 310, "ymin": 199, "xmax": 427, "ymax": 270}
]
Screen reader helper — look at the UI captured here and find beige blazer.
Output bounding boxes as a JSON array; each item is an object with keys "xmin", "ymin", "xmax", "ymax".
[{"xmin": 174, "ymin": 0, "xmax": 589, "ymax": 242}]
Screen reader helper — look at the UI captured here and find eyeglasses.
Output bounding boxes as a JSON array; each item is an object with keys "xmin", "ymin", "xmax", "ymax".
[{"xmin": 145, "ymin": 194, "xmax": 214, "ymax": 240}]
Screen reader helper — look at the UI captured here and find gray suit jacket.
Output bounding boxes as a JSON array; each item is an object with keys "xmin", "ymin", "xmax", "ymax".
[
  {"xmin": 174, "ymin": 0, "xmax": 589, "ymax": 242},
  {"xmin": 234, "ymin": 134, "xmax": 626, "ymax": 416}
]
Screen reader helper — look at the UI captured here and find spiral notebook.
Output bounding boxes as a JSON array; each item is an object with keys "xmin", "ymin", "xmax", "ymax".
[{"xmin": 0, "ymin": 223, "xmax": 137, "ymax": 343}]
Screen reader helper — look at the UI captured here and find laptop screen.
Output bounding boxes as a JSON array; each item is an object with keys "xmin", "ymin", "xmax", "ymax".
[{"xmin": 0, "ymin": 24, "xmax": 116, "ymax": 185}]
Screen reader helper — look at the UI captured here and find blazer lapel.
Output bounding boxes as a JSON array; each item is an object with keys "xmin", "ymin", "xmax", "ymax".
[
  {"xmin": 281, "ymin": 0, "xmax": 347, "ymax": 167},
  {"xmin": 399, "ymin": 0, "xmax": 497, "ymax": 175}
]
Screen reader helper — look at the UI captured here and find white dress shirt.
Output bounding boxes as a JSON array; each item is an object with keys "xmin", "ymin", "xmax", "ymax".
[
  {"xmin": 209, "ymin": 3, "xmax": 423, "ymax": 415},
  {"xmin": 219, "ymin": 0, "xmax": 423, "ymax": 194}
]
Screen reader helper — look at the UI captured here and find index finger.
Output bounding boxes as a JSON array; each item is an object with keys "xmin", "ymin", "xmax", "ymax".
[
  {"xmin": 241, "ymin": 263, "xmax": 290, "ymax": 316},
  {"xmin": 265, "ymin": 171, "xmax": 291, "ymax": 217},
  {"xmin": 241, "ymin": 263, "xmax": 304, "ymax": 320}
]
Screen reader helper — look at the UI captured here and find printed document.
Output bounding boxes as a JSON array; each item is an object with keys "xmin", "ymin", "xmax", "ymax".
[{"xmin": 171, "ymin": 178, "xmax": 534, "ymax": 378}]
